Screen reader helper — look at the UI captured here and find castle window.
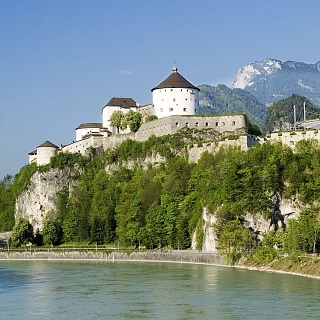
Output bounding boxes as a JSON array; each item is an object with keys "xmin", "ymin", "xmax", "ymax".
[
  {"xmin": 175, "ymin": 122, "xmax": 179, "ymax": 127},
  {"xmin": 222, "ymin": 122, "xmax": 225, "ymax": 126},
  {"xmin": 205, "ymin": 122, "xmax": 209, "ymax": 127},
  {"xmin": 171, "ymin": 89, "xmax": 173, "ymax": 91},
  {"xmin": 216, "ymin": 122, "xmax": 219, "ymax": 126},
  {"xmin": 173, "ymin": 98, "xmax": 176, "ymax": 102},
  {"xmin": 169, "ymin": 108, "xmax": 173, "ymax": 112},
  {"xmin": 183, "ymin": 108, "xmax": 187, "ymax": 112},
  {"xmin": 195, "ymin": 122, "xmax": 199, "ymax": 127},
  {"xmin": 186, "ymin": 122, "xmax": 189, "ymax": 127},
  {"xmin": 232, "ymin": 121, "xmax": 236, "ymax": 126}
]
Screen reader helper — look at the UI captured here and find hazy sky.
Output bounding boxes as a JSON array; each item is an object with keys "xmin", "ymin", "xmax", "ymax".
[{"xmin": 1, "ymin": 0, "xmax": 320, "ymax": 178}]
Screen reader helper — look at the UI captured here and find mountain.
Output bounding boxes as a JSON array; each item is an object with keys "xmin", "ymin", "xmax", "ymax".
[
  {"xmin": 264, "ymin": 94, "xmax": 320, "ymax": 134},
  {"xmin": 231, "ymin": 58, "xmax": 320, "ymax": 105},
  {"xmin": 198, "ymin": 84, "xmax": 267, "ymax": 129}
]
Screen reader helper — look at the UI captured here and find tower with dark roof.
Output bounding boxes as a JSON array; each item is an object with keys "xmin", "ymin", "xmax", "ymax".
[{"xmin": 151, "ymin": 66, "xmax": 200, "ymax": 119}]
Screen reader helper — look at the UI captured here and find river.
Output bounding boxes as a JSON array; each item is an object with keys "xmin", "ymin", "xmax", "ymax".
[{"xmin": 1, "ymin": 260, "xmax": 320, "ymax": 319}]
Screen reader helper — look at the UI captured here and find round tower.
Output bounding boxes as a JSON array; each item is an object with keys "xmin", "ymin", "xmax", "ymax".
[
  {"xmin": 36, "ymin": 141, "xmax": 58, "ymax": 166},
  {"xmin": 151, "ymin": 66, "xmax": 200, "ymax": 119}
]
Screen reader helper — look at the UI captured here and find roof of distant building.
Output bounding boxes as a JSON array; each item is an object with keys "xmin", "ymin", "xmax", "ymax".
[
  {"xmin": 104, "ymin": 97, "xmax": 137, "ymax": 109},
  {"xmin": 37, "ymin": 141, "xmax": 58, "ymax": 149},
  {"xmin": 151, "ymin": 66, "xmax": 200, "ymax": 92},
  {"xmin": 76, "ymin": 123, "xmax": 103, "ymax": 130}
]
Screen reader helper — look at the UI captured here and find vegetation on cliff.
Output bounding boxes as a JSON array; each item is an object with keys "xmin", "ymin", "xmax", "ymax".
[{"xmin": 2, "ymin": 130, "xmax": 320, "ymax": 271}]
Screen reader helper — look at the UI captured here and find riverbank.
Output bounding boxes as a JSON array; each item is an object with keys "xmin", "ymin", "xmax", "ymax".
[
  {"xmin": 1, "ymin": 249, "xmax": 320, "ymax": 280},
  {"xmin": 240, "ymin": 255, "xmax": 320, "ymax": 279},
  {"xmin": 0, "ymin": 250, "xmax": 227, "ymax": 266}
]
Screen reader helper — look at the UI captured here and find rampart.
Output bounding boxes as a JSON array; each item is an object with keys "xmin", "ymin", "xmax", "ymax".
[
  {"xmin": 136, "ymin": 114, "xmax": 247, "ymax": 141},
  {"xmin": 264, "ymin": 129, "xmax": 320, "ymax": 148}
]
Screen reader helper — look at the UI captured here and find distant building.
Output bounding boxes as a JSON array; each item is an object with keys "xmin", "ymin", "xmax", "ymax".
[
  {"xmin": 76, "ymin": 123, "xmax": 104, "ymax": 141},
  {"xmin": 28, "ymin": 66, "xmax": 249, "ymax": 166},
  {"xmin": 151, "ymin": 65, "xmax": 200, "ymax": 118},
  {"xmin": 29, "ymin": 141, "xmax": 58, "ymax": 166},
  {"xmin": 102, "ymin": 97, "xmax": 138, "ymax": 134}
]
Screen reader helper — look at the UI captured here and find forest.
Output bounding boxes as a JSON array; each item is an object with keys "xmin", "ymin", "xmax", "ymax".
[{"xmin": 2, "ymin": 129, "xmax": 320, "ymax": 265}]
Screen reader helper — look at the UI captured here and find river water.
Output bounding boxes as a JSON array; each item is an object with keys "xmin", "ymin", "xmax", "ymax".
[{"xmin": 1, "ymin": 260, "xmax": 320, "ymax": 319}]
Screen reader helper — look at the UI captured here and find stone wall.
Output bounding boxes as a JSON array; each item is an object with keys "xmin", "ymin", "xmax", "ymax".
[
  {"xmin": 136, "ymin": 114, "xmax": 247, "ymax": 142},
  {"xmin": 188, "ymin": 135, "xmax": 259, "ymax": 163},
  {"xmin": 265, "ymin": 129, "xmax": 320, "ymax": 148},
  {"xmin": 0, "ymin": 250, "xmax": 226, "ymax": 265}
]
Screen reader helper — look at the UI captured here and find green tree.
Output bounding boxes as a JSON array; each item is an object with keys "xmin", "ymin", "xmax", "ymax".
[
  {"xmin": 10, "ymin": 218, "xmax": 34, "ymax": 246},
  {"xmin": 110, "ymin": 110, "xmax": 125, "ymax": 133},
  {"xmin": 214, "ymin": 219, "xmax": 255, "ymax": 265},
  {"xmin": 145, "ymin": 115, "xmax": 158, "ymax": 123},
  {"xmin": 90, "ymin": 170, "xmax": 117, "ymax": 244},
  {"xmin": 0, "ymin": 175, "xmax": 15, "ymax": 231},
  {"xmin": 42, "ymin": 219, "xmax": 60, "ymax": 246},
  {"xmin": 123, "ymin": 110, "xmax": 142, "ymax": 132}
]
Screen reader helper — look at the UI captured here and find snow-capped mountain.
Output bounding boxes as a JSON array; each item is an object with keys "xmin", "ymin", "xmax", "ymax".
[{"xmin": 230, "ymin": 59, "xmax": 320, "ymax": 105}]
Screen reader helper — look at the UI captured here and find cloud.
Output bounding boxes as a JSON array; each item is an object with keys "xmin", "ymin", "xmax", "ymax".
[{"xmin": 116, "ymin": 69, "xmax": 133, "ymax": 75}]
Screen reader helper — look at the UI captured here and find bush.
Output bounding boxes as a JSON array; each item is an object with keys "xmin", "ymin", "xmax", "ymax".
[{"xmin": 10, "ymin": 218, "xmax": 34, "ymax": 246}]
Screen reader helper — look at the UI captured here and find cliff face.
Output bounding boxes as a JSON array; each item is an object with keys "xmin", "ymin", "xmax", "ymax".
[
  {"xmin": 15, "ymin": 168, "xmax": 72, "ymax": 232},
  {"xmin": 194, "ymin": 197, "xmax": 300, "ymax": 252}
]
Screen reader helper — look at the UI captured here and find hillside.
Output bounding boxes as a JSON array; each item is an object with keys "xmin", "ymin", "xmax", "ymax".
[
  {"xmin": 198, "ymin": 84, "xmax": 267, "ymax": 129},
  {"xmin": 2, "ymin": 130, "xmax": 320, "ymax": 267},
  {"xmin": 264, "ymin": 94, "xmax": 320, "ymax": 133},
  {"xmin": 231, "ymin": 58, "xmax": 320, "ymax": 105}
]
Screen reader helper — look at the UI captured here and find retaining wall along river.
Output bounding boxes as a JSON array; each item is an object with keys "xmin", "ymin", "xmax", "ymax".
[{"xmin": 0, "ymin": 250, "xmax": 226, "ymax": 265}]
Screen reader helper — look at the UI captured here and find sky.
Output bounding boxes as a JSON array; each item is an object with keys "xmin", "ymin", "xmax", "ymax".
[{"xmin": 1, "ymin": 0, "xmax": 320, "ymax": 179}]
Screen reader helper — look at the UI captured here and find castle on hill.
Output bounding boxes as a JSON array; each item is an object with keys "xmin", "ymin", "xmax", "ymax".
[{"xmin": 29, "ymin": 66, "xmax": 248, "ymax": 165}]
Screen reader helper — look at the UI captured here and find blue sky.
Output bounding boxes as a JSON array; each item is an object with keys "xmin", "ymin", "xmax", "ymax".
[{"xmin": 1, "ymin": 0, "xmax": 320, "ymax": 178}]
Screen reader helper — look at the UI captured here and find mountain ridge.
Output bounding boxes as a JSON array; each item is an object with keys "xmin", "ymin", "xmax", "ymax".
[{"xmin": 230, "ymin": 58, "xmax": 320, "ymax": 105}]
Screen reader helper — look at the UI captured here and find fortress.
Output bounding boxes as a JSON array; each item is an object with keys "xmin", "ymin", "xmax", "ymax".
[
  {"xmin": 28, "ymin": 66, "xmax": 248, "ymax": 165},
  {"xmin": 28, "ymin": 66, "xmax": 320, "ymax": 165}
]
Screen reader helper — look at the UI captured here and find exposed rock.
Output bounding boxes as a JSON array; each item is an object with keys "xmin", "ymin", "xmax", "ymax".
[
  {"xmin": 195, "ymin": 197, "xmax": 301, "ymax": 252},
  {"xmin": 15, "ymin": 168, "xmax": 73, "ymax": 232}
]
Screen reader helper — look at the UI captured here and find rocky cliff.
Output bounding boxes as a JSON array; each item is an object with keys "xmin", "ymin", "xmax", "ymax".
[
  {"xmin": 193, "ymin": 196, "xmax": 301, "ymax": 252},
  {"xmin": 15, "ymin": 168, "xmax": 73, "ymax": 232}
]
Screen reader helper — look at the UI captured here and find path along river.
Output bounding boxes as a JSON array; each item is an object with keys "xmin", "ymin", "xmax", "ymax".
[{"xmin": 1, "ymin": 260, "xmax": 320, "ymax": 319}]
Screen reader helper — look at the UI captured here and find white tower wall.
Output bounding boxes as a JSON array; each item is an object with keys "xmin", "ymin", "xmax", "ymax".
[
  {"xmin": 102, "ymin": 106, "xmax": 137, "ymax": 134},
  {"xmin": 36, "ymin": 147, "xmax": 57, "ymax": 166},
  {"xmin": 153, "ymin": 88, "xmax": 199, "ymax": 119}
]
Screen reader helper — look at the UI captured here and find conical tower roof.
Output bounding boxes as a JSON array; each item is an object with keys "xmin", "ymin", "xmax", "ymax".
[
  {"xmin": 151, "ymin": 66, "xmax": 199, "ymax": 92},
  {"xmin": 37, "ymin": 141, "xmax": 58, "ymax": 148}
]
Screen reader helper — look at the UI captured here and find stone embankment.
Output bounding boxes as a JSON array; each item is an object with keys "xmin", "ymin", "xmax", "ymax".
[{"xmin": 0, "ymin": 250, "xmax": 226, "ymax": 265}]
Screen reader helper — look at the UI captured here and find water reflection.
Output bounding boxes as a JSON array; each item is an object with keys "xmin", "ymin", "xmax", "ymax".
[{"xmin": 1, "ymin": 260, "xmax": 320, "ymax": 319}]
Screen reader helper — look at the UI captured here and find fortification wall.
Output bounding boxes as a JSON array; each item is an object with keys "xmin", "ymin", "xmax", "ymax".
[
  {"xmin": 62, "ymin": 135, "xmax": 103, "ymax": 155},
  {"xmin": 266, "ymin": 130, "xmax": 320, "ymax": 148},
  {"xmin": 188, "ymin": 135, "xmax": 260, "ymax": 163},
  {"xmin": 136, "ymin": 114, "xmax": 247, "ymax": 142}
]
